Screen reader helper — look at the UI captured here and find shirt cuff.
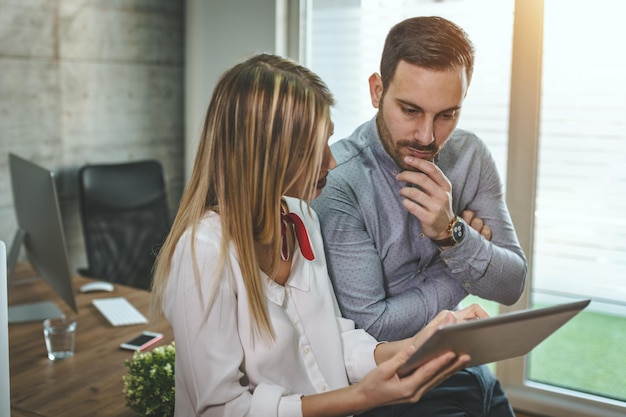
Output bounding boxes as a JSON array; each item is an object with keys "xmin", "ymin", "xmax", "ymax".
[
  {"xmin": 278, "ymin": 394, "xmax": 303, "ymax": 417},
  {"xmin": 344, "ymin": 337, "xmax": 379, "ymax": 383},
  {"xmin": 250, "ymin": 384, "xmax": 303, "ymax": 417}
]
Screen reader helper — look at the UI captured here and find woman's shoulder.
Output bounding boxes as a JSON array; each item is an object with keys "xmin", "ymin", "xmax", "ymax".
[
  {"xmin": 196, "ymin": 210, "xmax": 222, "ymax": 234},
  {"xmin": 284, "ymin": 196, "xmax": 313, "ymax": 216},
  {"xmin": 284, "ymin": 197, "xmax": 319, "ymax": 225},
  {"xmin": 170, "ymin": 211, "xmax": 236, "ymax": 290},
  {"xmin": 173, "ymin": 211, "xmax": 223, "ymax": 257}
]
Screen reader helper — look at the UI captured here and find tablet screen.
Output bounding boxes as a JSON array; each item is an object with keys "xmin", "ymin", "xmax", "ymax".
[{"xmin": 397, "ymin": 299, "xmax": 590, "ymax": 378}]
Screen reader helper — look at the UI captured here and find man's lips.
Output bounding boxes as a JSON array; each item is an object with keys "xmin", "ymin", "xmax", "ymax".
[{"xmin": 406, "ymin": 147, "xmax": 433, "ymax": 161}]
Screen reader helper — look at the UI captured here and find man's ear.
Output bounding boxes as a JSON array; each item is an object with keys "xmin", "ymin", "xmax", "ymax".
[{"xmin": 368, "ymin": 73, "xmax": 383, "ymax": 109}]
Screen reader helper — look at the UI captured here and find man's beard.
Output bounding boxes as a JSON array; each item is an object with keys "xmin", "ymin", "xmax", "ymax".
[{"xmin": 375, "ymin": 109, "xmax": 439, "ymax": 172}]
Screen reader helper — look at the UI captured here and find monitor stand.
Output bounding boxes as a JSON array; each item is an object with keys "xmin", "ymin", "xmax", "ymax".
[
  {"xmin": 8, "ymin": 302, "xmax": 64, "ymax": 324},
  {"xmin": 6, "ymin": 229, "xmax": 65, "ymax": 324}
]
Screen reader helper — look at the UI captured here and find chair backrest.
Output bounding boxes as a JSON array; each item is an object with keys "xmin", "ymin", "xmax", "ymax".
[{"xmin": 78, "ymin": 160, "xmax": 171, "ymax": 290}]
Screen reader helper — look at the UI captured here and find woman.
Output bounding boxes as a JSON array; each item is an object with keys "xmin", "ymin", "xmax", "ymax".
[{"xmin": 151, "ymin": 53, "xmax": 483, "ymax": 417}]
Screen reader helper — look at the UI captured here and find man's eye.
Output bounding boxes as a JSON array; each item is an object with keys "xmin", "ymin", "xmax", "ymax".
[
  {"xmin": 401, "ymin": 107, "xmax": 417, "ymax": 115},
  {"xmin": 439, "ymin": 111, "xmax": 457, "ymax": 120}
]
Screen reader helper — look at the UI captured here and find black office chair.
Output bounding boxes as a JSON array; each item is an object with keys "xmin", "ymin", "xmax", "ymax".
[{"xmin": 77, "ymin": 160, "xmax": 171, "ymax": 290}]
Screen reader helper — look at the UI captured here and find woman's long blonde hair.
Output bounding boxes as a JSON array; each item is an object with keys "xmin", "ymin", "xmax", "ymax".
[{"xmin": 151, "ymin": 54, "xmax": 334, "ymax": 340}]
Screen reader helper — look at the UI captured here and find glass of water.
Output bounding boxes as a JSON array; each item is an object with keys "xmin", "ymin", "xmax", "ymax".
[{"xmin": 43, "ymin": 316, "xmax": 77, "ymax": 361}]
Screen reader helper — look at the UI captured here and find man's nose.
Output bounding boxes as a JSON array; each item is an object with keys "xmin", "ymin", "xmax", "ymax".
[{"xmin": 413, "ymin": 117, "xmax": 435, "ymax": 146}]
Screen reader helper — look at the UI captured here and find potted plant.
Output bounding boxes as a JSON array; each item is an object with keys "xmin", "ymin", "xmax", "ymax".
[{"xmin": 123, "ymin": 341, "xmax": 175, "ymax": 417}]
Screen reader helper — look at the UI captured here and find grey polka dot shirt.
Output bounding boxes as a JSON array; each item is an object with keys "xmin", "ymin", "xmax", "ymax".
[{"xmin": 312, "ymin": 118, "xmax": 527, "ymax": 341}]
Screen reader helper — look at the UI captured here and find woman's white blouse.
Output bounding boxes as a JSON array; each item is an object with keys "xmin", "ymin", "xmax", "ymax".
[{"xmin": 163, "ymin": 197, "xmax": 379, "ymax": 417}]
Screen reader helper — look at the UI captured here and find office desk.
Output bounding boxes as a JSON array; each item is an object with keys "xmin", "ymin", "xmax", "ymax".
[{"xmin": 8, "ymin": 268, "xmax": 173, "ymax": 417}]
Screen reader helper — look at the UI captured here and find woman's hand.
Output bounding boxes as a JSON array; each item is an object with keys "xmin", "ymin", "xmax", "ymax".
[
  {"xmin": 302, "ymin": 305, "xmax": 487, "ymax": 416},
  {"xmin": 410, "ymin": 304, "xmax": 490, "ymax": 349},
  {"xmin": 354, "ymin": 305, "xmax": 489, "ymax": 411},
  {"xmin": 453, "ymin": 303, "xmax": 490, "ymax": 321},
  {"xmin": 302, "ymin": 342, "xmax": 468, "ymax": 417},
  {"xmin": 353, "ymin": 343, "xmax": 469, "ymax": 412}
]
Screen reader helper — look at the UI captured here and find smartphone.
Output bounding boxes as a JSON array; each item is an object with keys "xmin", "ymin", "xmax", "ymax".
[{"xmin": 120, "ymin": 331, "xmax": 164, "ymax": 351}]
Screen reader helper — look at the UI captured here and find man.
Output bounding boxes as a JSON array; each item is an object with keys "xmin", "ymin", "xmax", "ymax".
[{"xmin": 312, "ymin": 16, "xmax": 527, "ymax": 416}]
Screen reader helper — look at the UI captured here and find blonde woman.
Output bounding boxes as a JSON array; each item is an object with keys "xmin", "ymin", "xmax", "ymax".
[{"xmin": 151, "ymin": 53, "xmax": 485, "ymax": 417}]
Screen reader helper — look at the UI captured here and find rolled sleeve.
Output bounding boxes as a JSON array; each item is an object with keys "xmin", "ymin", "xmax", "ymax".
[
  {"xmin": 338, "ymin": 316, "xmax": 379, "ymax": 383},
  {"xmin": 250, "ymin": 384, "xmax": 303, "ymax": 417}
]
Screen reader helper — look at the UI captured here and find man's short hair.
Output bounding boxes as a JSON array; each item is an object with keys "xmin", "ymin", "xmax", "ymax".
[{"xmin": 380, "ymin": 16, "xmax": 475, "ymax": 89}]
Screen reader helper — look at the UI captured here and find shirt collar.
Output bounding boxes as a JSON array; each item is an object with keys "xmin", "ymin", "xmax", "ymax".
[{"xmin": 262, "ymin": 237, "xmax": 312, "ymax": 307}]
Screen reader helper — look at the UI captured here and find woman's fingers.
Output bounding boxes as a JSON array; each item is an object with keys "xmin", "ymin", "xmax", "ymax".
[
  {"xmin": 411, "ymin": 310, "xmax": 456, "ymax": 348},
  {"xmin": 454, "ymin": 304, "xmax": 490, "ymax": 321},
  {"xmin": 399, "ymin": 351, "xmax": 471, "ymax": 402}
]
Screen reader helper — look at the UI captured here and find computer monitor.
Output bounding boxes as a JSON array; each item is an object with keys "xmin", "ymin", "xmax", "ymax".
[
  {"xmin": 0, "ymin": 241, "xmax": 11, "ymax": 416},
  {"xmin": 7, "ymin": 153, "xmax": 77, "ymax": 323}
]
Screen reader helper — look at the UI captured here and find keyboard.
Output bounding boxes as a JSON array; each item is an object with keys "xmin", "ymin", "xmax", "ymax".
[{"xmin": 92, "ymin": 297, "xmax": 148, "ymax": 326}]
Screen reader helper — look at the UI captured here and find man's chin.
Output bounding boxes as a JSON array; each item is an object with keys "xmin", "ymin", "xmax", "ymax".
[
  {"xmin": 393, "ymin": 157, "xmax": 420, "ymax": 173},
  {"xmin": 393, "ymin": 153, "xmax": 431, "ymax": 172}
]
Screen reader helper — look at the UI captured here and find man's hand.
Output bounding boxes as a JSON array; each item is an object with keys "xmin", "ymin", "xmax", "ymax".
[
  {"xmin": 461, "ymin": 210, "xmax": 492, "ymax": 241},
  {"xmin": 395, "ymin": 156, "xmax": 494, "ymax": 242},
  {"xmin": 396, "ymin": 156, "xmax": 455, "ymax": 240}
]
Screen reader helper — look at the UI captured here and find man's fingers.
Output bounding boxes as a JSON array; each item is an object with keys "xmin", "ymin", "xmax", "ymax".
[
  {"xmin": 460, "ymin": 209, "xmax": 475, "ymax": 224},
  {"xmin": 469, "ymin": 217, "xmax": 484, "ymax": 232},
  {"xmin": 481, "ymin": 225, "xmax": 492, "ymax": 240},
  {"xmin": 471, "ymin": 218, "xmax": 492, "ymax": 240},
  {"xmin": 460, "ymin": 209, "xmax": 492, "ymax": 241}
]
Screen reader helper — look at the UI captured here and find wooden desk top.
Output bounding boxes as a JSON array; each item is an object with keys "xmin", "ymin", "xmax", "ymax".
[{"xmin": 9, "ymin": 267, "xmax": 173, "ymax": 417}]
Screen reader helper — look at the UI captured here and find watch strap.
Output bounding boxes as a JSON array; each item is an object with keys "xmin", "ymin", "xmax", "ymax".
[{"xmin": 431, "ymin": 216, "xmax": 462, "ymax": 247}]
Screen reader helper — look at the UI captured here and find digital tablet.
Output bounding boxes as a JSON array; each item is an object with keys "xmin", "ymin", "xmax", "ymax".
[{"xmin": 397, "ymin": 299, "xmax": 590, "ymax": 378}]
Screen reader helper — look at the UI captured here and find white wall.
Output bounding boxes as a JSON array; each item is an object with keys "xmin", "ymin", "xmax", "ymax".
[{"xmin": 185, "ymin": 0, "xmax": 297, "ymax": 178}]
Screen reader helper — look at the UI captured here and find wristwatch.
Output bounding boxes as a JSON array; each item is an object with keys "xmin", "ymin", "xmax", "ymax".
[{"xmin": 431, "ymin": 216, "xmax": 466, "ymax": 247}]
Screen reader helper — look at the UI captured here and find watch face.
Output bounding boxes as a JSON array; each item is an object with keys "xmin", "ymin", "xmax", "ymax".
[{"xmin": 452, "ymin": 219, "xmax": 465, "ymax": 242}]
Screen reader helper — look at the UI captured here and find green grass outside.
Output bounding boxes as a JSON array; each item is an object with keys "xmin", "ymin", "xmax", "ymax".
[{"xmin": 462, "ymin": 295, "xmax": 626, "ymax": 401}]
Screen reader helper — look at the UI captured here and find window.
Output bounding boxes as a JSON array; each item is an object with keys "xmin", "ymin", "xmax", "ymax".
[
  {"xmin": 527, "ymin": 0, "xmax": 626, "ymax": 408},
  {"xmin": 305, "ymin": 0, "xmax": 514, "ymax": 181},
  {"xmin": 302, "ymin": 0, "xmax": 626, "ymax": 415}
]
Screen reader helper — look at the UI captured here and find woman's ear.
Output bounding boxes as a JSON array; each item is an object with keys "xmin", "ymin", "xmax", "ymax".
[{"xmin": 368, "ymin": 73, "xmax": 384, "ymax": 109}]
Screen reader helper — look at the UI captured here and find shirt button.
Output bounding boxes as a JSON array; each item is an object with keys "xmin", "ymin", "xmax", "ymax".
[
  {"xmin": 419, "ymin": 233, "xmax": 425, "ymax": 238},
  {"xmin": 303, "ymin": 346, "xmax": 311, "ymax": 354},
  {"xmin": 293, "ymin": 318, "xmax": 300, "ymax": 325},
  {"xmin": 464, "ymin": 282, "xmax": 471, "ymax": 288},
  {"xmin": 443, "ymin": 257, "xmax": 450, "ymax": 263},
  {"xmin": 320, "ymin": 384, "xmax": 328, "ymax": 392}
]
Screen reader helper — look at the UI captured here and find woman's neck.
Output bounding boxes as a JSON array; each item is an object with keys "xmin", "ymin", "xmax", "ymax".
[{"xmin": 254, "ymin": 201, "xmax": 294, "ymax": 286}]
